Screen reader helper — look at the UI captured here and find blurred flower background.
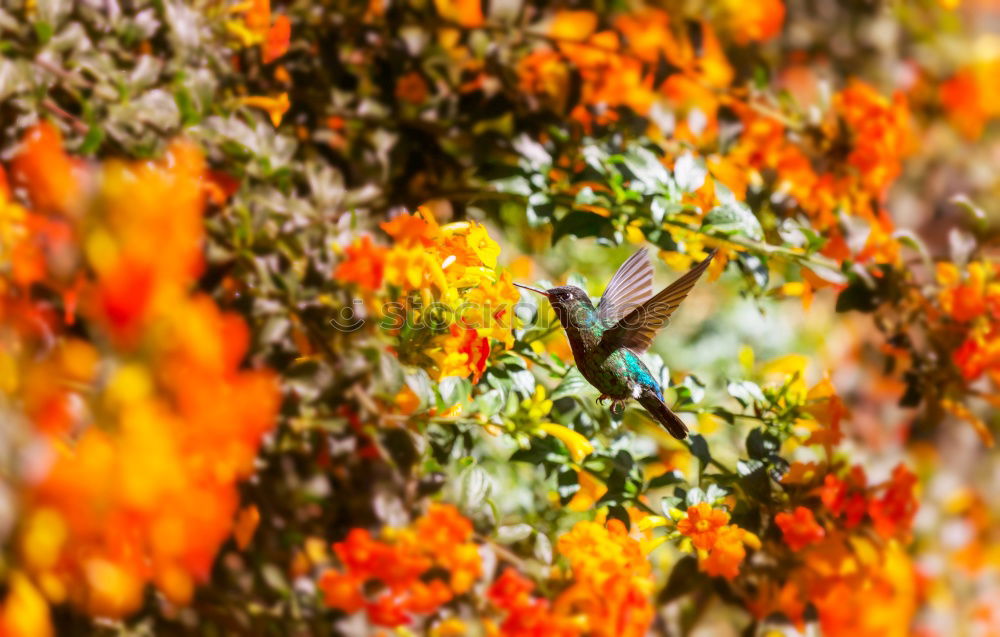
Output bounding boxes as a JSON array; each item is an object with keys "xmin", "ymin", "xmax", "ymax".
[{"xmin": 2, "ymin": 0, "xmax": 1000, "ymax": 635}]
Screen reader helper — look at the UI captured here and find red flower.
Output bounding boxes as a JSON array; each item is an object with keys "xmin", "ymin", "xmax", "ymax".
[
  {"xmin": 263, "ymin": 14, "xmax": 290, "ymax": 64},
  {"xmin": 366, "ymin": 592, "xmax": 411, "ymax": 627},
  {"xmin": 869, "ymin": 464, "xmax": 918, "ymax": 539},
  {"xmin": 774, "ymin": 506, "xmax": 825, "ymax": 550},
  {"xmin": 317, "ymin": 570, "xmax": 365, "ymax": 613},
  {"xmin": 334, "ymin": 235, "xmax": 387, "ymax": 291},
  {"xmin": 819, "ymin": 474, "xmax": 846, "ymax": 514}
]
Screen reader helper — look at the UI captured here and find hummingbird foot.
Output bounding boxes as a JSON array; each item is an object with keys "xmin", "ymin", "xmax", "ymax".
[
  {"xmin": 609, "ymin": 399, "xmax": 626, "ymax": 416},
  {"xmin": 596, "ymin": 394, "xmax": 611, "ymax": 405}
]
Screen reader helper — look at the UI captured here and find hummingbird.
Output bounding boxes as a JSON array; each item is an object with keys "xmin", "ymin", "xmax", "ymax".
[{"xmin": 514, "ymin": 248, "xmax": 716, "ymax": 439}]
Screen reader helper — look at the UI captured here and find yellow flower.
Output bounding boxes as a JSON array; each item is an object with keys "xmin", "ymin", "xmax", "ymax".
[
  {"xmin": 464, "ymin": 223, "xmax": 501, "ymax": 269},
  {"xmin": 568, "ymin": 470, "xmax": 607, "ymax": 512},
  {"xmin": 0, "ymin": 572, "xmax": 53, "ymax": 637},
  {"xmin": 539, "ymin": 422, "xmax": 593, "ymax": 463},
  {"xmin": 521, "ymin": 385, "xmax": 554, "ymax": 420}
]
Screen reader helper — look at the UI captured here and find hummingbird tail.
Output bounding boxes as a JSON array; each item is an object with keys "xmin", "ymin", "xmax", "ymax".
[{"xmin": 638, "ymin": 391, "xmax": 688, "ymax": 439}]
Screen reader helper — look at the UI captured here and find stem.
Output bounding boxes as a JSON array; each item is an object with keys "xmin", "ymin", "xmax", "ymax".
[
  {"xmin": 42, "ymin": 99, "xmax": 88, "ymax": 134},
  {"xmin": 474, "ymin": 534, "xmax": 529, "ymax": 570}
]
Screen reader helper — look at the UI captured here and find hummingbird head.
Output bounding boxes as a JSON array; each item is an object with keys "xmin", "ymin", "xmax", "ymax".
[{"xmin": 513, "ymin": 283, "xmax": 595, "ymax": 330}]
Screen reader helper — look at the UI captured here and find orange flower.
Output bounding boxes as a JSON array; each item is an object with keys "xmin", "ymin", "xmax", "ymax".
[
  {"xmin": 0, "ymin": 572, "xmax": 53, "ymax": 637},
  {"xmin": 937, "ymin": 261, "xmax": 1000, "ymax": 323},
  {"xmin": 868, "ymin": 464, "xmax": 918, "ymax": 539},
  {"xmin": 433, "ymin": 0, "xmax": 483, "ymax": 27},
  {"xmin": 238, "ymin": 93, "xmax": 290, "ymax": 126},
  {"xmin": 334, "ymin": 235, "xmax": 388, "ymax": 291},
  {"xmin": 318, "ymin": 570, "xmax": 365, "ymax": 613},
  {"xmin": 488, "ymin": 569, "xmax": 581, "ymax": 637},
  {"xmin": 953, "ymin": 329, "xmax": 1000, "ymax": 381},
  {"xmin": 723, "ymin": 0, "xmax": 785, "ymax": 44},
  {"xmin": 244, "ymin": 0, "xmax": 270, "ymax": 32},
  {"xmin": 775, "ymin": 506, "xmax": 826, "ymax": 550},
  {"xmin": 836, "ymin": 81, "xmax": 913, "ymax": 200},
  {"xmin": 749, "ymin": 579, "xmax": 806, "ymax": 628},
  {"xmin": 940, "ymin": 60, "xmax": 1000, "ymax": 139},
  {"xmin": 263, "ymin": 14, "xmax": 290, "ymax": 64},
  {"xmin": 676, "ymin": 503, "xmax": 730, "ymax": 550},
  {"xmin": 380, "ymin": 210, "xmax": 436, "ymax": 245},
  {"xmin": 233, "ymin": 505, "xmax": 260, "ymax": 550},
  {"xmin": 10, "ymin": 122, "xmax": 80, "ymax": 215},
  {"xmin": 319, "ymin": 505, "xmax": 482, "ymax": 627},
  {"xmin": 3, "ymin": 134, "xmax": 279, "ymax": 620},
  {"xmin": 554, "ymin": 519, "xmax": 654, "ymax": 637},
  {"xmin": 517, "ymin": 50, "xmax": 571, "ymax": 111},
  {"xmin": 549, "ymin": 10, "xmax": 598, "ymax": 41},
  {"xmin": 700, "ymin": 525, "xmax": 755, "ymax": 579}
]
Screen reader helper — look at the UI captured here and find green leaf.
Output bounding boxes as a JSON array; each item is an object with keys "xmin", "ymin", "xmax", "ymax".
[
  {"xmin": 659, "ymin": 556, "xmax": 705, "ymax": 603},
  {"xmin": 607, "ymin": 504, "xmax": 631, "ymax": 530},
  {"xmin": 405, "ymin": 371, "xmax": 435, "ymax": 409},
  {"xmin": 685, "ymin": 486, "xmax": 706, "ymax": 506},
  {"xmin": 534, "ymin": 531, "xmax": 553, "ymax": 564},
  {"xmin": 33, "ymin": 21, "xmax": 52, "ymax": 43},
  {"xmin": 174, "ymin": 87, "xmax": 201, "ymax": 127},
  {"xmin": 746, "ymin": 429, "xmax": 780, "ymax": 459},
  {"xmin": 510, "ymin": 369, "xmax": 537, "ymax": 396},
  {"xmin": 496, "ymin": 524, "xmax": 534, "ymax": 543},
  {"xmin": 622, "ymin": 145, "xmax": 671, "ymax": 193},
  {"xmin": 650, "ymin": 196, "xmax": 677, "ymax": 224},
  {"xmin": 659, "ymin": 495, "xmax": 683, "ymax": 514},
  {"xmin": 475, "ymin": 388, "xmax": 505, "ymax": 416},
  {"xmin": 835, "ymin": 276, "xmax": 881, "ymax": 313},
  {"xmin": 552, "ymin": 210, "xmax": 613, "ymax": 244},
  {"xmin": 510, "ymin": 436, "xmax": 565, "ymax": 465},
  {"xmin": 737, "ymin": 253, "xmax": 769, "ymax": 290},
  {"xmin": 951, "ymin": 193, "xmax": 988, "ymax": 231},
  {"xmin": 737, "ymin": 458, "xmax": 770, "ymax": 501},
  {"xmin": 680, "ymin": 375, "xmax": 705, "ymax": 404},
  {"xmin": 458, "ymin": 464, "xmax": 490, "ymax": 508},
  {"xmin": 647, "ymin": 470, "xmax": 685, "ymax": 490},
  {"xmin": 673, "ymin": 152, "xmax": 707, "ymax": 193},
  {"xmin": 704, "ymin": 483, "xmax": 728, "ymax": 503},
  {"xmin": 438, "ymin": 376, "xmax": 471, "ymax": 409},
  {"xmin": 687, "ymin": 434, "xmax": 711, "ymax": 470},
  {"xmin": 79, "ymin": 124, "xmax": 105, "ymax": 155},
  {"xmin": 551, "ymin": 368, "xmax": 590, "ymax": 400},
  {"xmin": 557, "ymin": 467, "xmax": 581, "ymax": 504},
  {"xmin": 701, "ymin": 201, "xmax": 763, "ymax": 241},
  {"xmin": 727, "ymin": 381, "xmax": 765, "ymax": 407}
]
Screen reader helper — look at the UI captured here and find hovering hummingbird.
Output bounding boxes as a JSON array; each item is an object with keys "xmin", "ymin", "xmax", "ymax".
[{"xmin": 514, "ymin": 248, "xmax": 716, "ymax": 439}]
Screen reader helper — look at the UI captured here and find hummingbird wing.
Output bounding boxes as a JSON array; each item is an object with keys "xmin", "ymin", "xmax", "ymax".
[
  {"xmin": 596, "ymin": 248, "xmax": 654, "ymax": 327},
  {"xmin": 601, "ymin": 250, "xmax": 716, "ymax": 353}
]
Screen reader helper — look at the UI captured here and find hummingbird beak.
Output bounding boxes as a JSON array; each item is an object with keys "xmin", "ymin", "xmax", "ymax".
[{"xmin": 513, "ymin": 282, "xmax": 550, "ymax": 297}]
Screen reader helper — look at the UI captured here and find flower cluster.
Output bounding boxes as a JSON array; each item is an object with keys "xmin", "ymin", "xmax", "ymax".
[
  {"xmin": 513, "ymin": 7, "xmax": 740, "ymax": 134},
  {"xmin": 940, "ymin": 58, "xmax": 1000, "ymax": 139},
  {"xmin": 334, "ymin": 208, "xmax": 519, "ymax": 382},
  {"xmin": 0, "ymin": 125, "xmax": 278, "ymax": 627},
  {"xmin": 751, "ymin": 537, "xmax": 916, "ymax": 636},
  {"xmin": 752, "ymin": 462, "xmax": 920, "ymax": 634},
  {"xmin": 225, "ymin": 0, "xmax": 291, "ymax": 64},
  {"xmin": 318, "ymin": 503, "xmax": 482, "ymax": 629},
  {"xmin": 937, "ymin": 261, "xmax": 1000, "ymax": 383},
  {"xmin": 490, "ymin": 519, "xmax": 655, "ymax": 637},
  {"xmin": 729, "ymin": 80, "xmax": 912, "ymax": 264},
  {"xmin": 676, "ymin": 504, "xmax": 761, "ymax": 579}
]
